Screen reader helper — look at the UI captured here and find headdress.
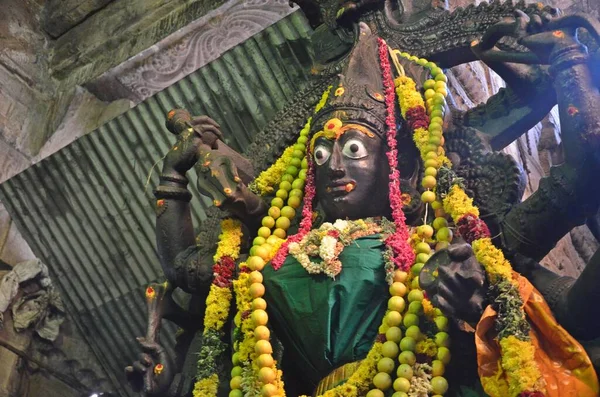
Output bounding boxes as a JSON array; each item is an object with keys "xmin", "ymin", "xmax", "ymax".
[{"xmin": 311, "ymin": 23, "xmax": 389, "ymax": 138}]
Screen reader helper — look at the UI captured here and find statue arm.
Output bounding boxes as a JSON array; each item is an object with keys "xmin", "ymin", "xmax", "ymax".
[
  {"xmin": 154, "ymin": 175, "xmax": 209, "ymax": 293},
  {"xmin": 492, "ymin": 14, "xmax": 600, "ymax": 342},
  {"xmin": 155, "ymin": 113, "xmax": 267, "ymax": 293},
  {"xmin": 512, "ymin": 249, "xmax": 600, "ymax": 342}
]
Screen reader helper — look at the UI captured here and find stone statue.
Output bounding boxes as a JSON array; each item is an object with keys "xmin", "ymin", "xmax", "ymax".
[{"xmin": 124, "ymin": 1, "xmax": 600, "ymax": 396}]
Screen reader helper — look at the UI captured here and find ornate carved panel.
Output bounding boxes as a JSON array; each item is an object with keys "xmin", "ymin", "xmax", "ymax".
[{"xmin": 92, "ymin": 0, "xmax": 298, "ymax": 102}]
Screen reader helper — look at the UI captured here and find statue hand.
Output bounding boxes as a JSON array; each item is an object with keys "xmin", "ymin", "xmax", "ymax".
[
  {"xmin": 125, "ymin": 338, "xmax": 174, "ymax": 396},
  {"xmin": 475, "ymin": 10, "xmax": 600, "ymax": 65},
  {"xmin": 163, "ymin": 115, "xmax": 222, "ymax": 176},
  {"xmin": 196, "ymin": 146, "xmax": 244, "ymax": 208},
  {"xmin": 422, "ymin": 242, "xmax": 488, "ymax": 325}
]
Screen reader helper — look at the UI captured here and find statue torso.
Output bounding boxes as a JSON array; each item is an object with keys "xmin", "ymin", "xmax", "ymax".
[{"xmin": 262, "ymin": 235, "xmax": 388, "ymax": 386}]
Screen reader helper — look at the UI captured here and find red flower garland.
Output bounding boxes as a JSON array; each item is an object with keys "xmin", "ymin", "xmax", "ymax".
[
  {"xmin": 519, "ymin": 392, "xmax": 545, "ymax": 397},
  {"xmin": 405, "ymin": 107, "xmax": 429, "ymax": 130},
  {"xmin": 456, "ymin": 213, "xmax": 491, "ymax": 244},
  {"xmin": 378, "ymin": 37, "xmax": 415, "ymax": 271},
  {"xmin": 213, "ymin": 256, "xmax": 236, "ymax": 287}
]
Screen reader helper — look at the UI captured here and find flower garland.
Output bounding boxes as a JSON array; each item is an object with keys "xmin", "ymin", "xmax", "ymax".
[
  {"xmin": 288, "ymin": 219, "xmax": 393, "ymax": 278},
  {"xmin": 441, "ymin": 184, "xmax": 545, "ymax": 395},
  {"xmin": 193, "ymin": 218, "xmax": 242, "ymax": 396},
  {"xmin": 227, "ymin": 87, "xmax": 332, "ymax": 397},
  {"xmin": 379, "ymin": 39, "xmax": 416, "ymax": 272},
  {"xmin": 392, "ymin": 49, "xmax": 546, "ymax": 396}
]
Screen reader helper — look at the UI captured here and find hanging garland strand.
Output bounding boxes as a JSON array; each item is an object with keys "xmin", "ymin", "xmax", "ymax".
[
  {"xmin": 193, "ymin": 218, "xmax": 242, "ymax": 396},
  {"xmin": 392, "ymin": 49, "xmax": 546, "ymax": 397},
  {"xmin": 228, "ymin": 87, "xmax": 332, "ymax": 397}
]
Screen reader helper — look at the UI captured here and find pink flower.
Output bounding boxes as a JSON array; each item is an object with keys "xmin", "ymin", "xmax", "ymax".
[{"xmin": 378, "ymin": 37, "xmax": 415, "ymax": 270}]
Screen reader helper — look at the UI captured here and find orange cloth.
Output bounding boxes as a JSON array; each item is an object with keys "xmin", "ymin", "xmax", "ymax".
[{"xmin": 476, "ymin": 274, "xmax": 599, "ymax": 397}]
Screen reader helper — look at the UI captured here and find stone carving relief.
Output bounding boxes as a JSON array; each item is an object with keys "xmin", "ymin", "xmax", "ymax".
[{"xmin": 104, "ymin": 0, "xmax": 297, "ymax": 102}]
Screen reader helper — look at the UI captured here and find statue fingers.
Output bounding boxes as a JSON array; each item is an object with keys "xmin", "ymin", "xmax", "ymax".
[
  {"xmin": 137, "ymin": 336, "xmax": 162, "ymax": 355},
  {"xmin": 513, "ymin": 10, "xmax": 531, "ymax": 38},
  {"xmin": 436, "ymin": 265, "xmax": 464, "ymax": 295},
  {"xmin": 133, "ymin": 360, "xmax": 150, "ymax": 374},
  {"xmin": 191, "ymin": 115, "xmax": 221, "ymax": 130},
  {"xmin": 190, "ymin": 116, "xmax": 223, "ymax": 142},
  {"xmin": 452, "ymin": 257, "xmax": 487, "ymax": 289},
  {"xmin": 436, "ymin": 281, "xmax": 464, "ymax": 307},
  {"xmin": 431, "ymin": 293, "xmax": 456, "ymax": 318},
  {"xmin": 140, "ymin": 353, "xmax": 153, "ymax": 366},
  {"xmin": 447, "ymin": 242, "xmax": 473, "ymax": 261},
  {"xmin": 528, "ymin": 14, "xmax": 544, "ymax": 34},
  {"xmin": 466, "ymin": 293, "xmax": 486, "ymax": 319}
]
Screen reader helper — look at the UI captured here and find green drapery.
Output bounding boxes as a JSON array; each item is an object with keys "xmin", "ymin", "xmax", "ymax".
[{"xmin": 262, "ymin": 235, "xmax": 388, "ymax": 385}]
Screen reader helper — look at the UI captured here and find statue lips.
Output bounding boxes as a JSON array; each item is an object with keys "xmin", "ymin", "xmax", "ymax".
[{"xmin": 326, "ymin": 180, "xmax": 356, "ymax": 200}]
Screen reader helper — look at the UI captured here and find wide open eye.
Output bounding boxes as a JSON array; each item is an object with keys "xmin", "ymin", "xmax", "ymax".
[
  {"xmin": 313, "ymin": 144, "xmax": 331, "ymax": 166},
  {"xmin": 342, "ymin": 139, "xmax": 368, "ymax": 159}
]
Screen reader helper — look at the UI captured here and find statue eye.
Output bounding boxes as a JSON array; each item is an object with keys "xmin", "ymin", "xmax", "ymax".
[
  {"xmin": 313, "ymin": 145, "xmax": 331, "ymax": 166},
  {"xmin": 342, "ymin": 139, "xmax": 368, "ymax": 159}
]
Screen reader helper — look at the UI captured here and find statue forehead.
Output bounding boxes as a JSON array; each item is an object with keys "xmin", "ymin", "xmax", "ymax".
[{"xmin": 310, "ymin": 118, "xmax": 378, "ymax": 152}]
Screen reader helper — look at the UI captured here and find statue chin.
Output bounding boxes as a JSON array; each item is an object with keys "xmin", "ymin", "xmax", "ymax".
[{"xmin": 319, "ymin": 193, "xmax": 392, "ymax": 222}]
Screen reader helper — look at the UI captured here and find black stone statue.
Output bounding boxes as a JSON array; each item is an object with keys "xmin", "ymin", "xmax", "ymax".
[{"xmin": 124, "ymin": 1, "xmax": 600, "ymax": 396}]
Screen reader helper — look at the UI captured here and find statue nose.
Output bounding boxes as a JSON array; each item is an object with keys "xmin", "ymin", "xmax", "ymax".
[{"xmin": 327, "ymin": 147, "xmax": 345, "ymax": 179}]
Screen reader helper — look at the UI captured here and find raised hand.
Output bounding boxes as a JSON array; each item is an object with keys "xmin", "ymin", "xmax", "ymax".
[
  {"xmin": 163, "ymin": 111, "xmax": 222, "ymax": 176},
  {"xmin": 420, "ymin": 242, "xmax": 488, "ymax": 325},
  {"xmin": 125, "ymin": 337, "xmax": 174, "ymax": 396}
]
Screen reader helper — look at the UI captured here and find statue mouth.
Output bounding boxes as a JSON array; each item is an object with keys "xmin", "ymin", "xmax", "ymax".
[{"xmin": 326, "ymin": 181, "xmax": 356, "ymax": 196}]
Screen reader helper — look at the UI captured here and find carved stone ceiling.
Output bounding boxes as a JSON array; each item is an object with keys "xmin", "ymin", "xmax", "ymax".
[{"xmin": 87, "ymin": 0, "xmax": 297, "ymax": 103}]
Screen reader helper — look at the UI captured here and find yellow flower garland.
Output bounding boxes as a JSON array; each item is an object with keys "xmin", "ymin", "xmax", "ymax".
[
  {"xmin": 250, "ymin": 145, "xmax": 295, "ymax": 196},
  {"xmin": 213, "ymin": 218, "xmax": 243, "ymax": 262},
  {"xmin": 305, "ymin": 342, "xmax": 383, "ymax": 397},
  {"xmin": 395, "ymin": 76, "xmax": 423, "ymax": 117},
  {"xmin": 442, "ymin": 184, "xmax": 479, "ymax": 223},
  {"xmin": 499, "ymin": 336, "xmax": 542, "ymax": 396},
  {"xmin": 481, "ymin": 364, "xmax": 510, "ymax": 397},
  {"xmin": 471, "ymin": 238, "xmax": 515, "ymax": 286},
  {"xmin": 194, "ymin": 219, "xmax": 242, "ymax": 394},
  {"xmin": 440, "ymin": 187, "xmax": 545, "ymax": 395},
  {"xmin": 395, "ymin": 75, "xmax": 451, "ymax": 166},
  {"xmin": 203, "ymin": 284, "xmax": 233, "ymax": 332},
  {"xmin": 193, "ymin": 374, "xmax": 218, "ymax": 397}
]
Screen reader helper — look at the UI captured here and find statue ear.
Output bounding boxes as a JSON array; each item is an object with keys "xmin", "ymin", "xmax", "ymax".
[
  {"xmin": 406, "ymin": 159, "xmax": 421, "ymax": 189},
  {"xmin": 396, "ymin": 122, "xmax": 420, "ymax": 183}
]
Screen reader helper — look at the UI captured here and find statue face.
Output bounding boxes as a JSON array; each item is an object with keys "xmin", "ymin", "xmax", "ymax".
[{"xmin": 314, "ymin": 128, "xmax": 390, "ymax": 221}]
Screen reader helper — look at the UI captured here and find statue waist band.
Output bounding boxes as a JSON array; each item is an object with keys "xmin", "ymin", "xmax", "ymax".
[{"xmin": 313, "ymin": 360, "xmax": 363, "ymax": 396}]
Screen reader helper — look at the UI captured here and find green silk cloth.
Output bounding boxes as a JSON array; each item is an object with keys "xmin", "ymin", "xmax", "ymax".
[{"xmin": 262, "ymin": 235, "xmax": 388, "ymax": 385}]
